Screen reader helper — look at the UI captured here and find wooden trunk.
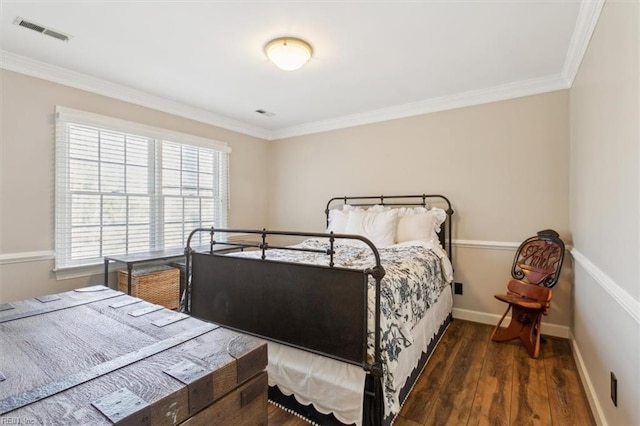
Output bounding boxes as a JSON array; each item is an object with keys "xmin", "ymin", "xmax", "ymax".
[{"xmin": 0, "ymin": 286, "xmax": 268, "ymax": 425}]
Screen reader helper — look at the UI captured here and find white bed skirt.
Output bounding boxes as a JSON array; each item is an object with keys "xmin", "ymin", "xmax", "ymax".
[{"xmin": 267, "ymin": 286, "xmax": 454, "ymax": 425}]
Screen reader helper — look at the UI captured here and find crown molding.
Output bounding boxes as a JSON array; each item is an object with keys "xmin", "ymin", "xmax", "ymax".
[
  {"xmin": 3, "ymin": 41, "xmax": 582, "ymax": 143},
  {"xmin": 271, "ymin": 74, "xmax": 569, "ymax": 140},
  {"xmin": 0, "ymin": 50, "xmax": 273, "ymax": 140},
  {"xmin": 562, "ymin": 0, "xmax": 605, "ymax": 86}
]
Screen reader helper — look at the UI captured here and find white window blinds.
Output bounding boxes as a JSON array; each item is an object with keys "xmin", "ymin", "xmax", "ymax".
[{"xmin": 55, "ymin": 106, "xmax": 230, "ymax": 270}]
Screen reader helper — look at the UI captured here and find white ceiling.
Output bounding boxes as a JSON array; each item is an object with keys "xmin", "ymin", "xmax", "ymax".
[{"xmin": 0, "ymin": 1, "xmax": 601, "ymax": 140}]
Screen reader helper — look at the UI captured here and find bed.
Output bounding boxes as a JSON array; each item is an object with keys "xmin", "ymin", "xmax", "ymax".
[{"xmin": 183, "ymin": 194, "xmax": 455, "ymax": 425}]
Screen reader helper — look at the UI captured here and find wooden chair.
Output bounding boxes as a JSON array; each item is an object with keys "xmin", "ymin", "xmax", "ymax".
[{"xmin": 491, "ymin": 229, "xmax": 565, "ymax": 358}]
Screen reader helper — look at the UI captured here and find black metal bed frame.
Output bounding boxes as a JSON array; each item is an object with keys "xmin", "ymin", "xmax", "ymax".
[{"xmin": 183, "ymin": 194, "xmax": 454, "ymax": 426}]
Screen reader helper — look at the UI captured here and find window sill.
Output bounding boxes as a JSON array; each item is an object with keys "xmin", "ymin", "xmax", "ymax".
[{"xmin": 54, "ymin": 263, "xmax": 109, "ymax": 281}]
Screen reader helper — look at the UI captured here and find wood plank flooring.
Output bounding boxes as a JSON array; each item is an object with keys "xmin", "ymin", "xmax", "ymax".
[{"xmin": 268, "ymin": 320, "xmax": 595, "ymax": 426}]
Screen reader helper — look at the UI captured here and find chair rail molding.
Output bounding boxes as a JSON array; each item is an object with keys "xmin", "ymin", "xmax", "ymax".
[
  {"xmin": 0, "ymin": 250, "xmax": 55, "ymax": 265},
  {"xmin": 570, "ymin": 248, "xmax": 640, "ymax": 325},
  {"xmin": 452, "ymin": 239, "xmax": 520, "ymax": 250}
]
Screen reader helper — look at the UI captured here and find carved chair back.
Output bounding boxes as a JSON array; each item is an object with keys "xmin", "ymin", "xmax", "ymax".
[{"xmin": 511, "ymin": 229, "xmax": 565, "ymax": 288}]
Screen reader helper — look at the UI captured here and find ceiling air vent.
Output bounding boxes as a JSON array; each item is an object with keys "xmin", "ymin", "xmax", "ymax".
[
  {"xmin": 255, "ymin": 109, "xmax": 276, "ymax": 117},
  {"xmin": 13, "ymin": 17, "xmax": 70, "ymax": 42}
]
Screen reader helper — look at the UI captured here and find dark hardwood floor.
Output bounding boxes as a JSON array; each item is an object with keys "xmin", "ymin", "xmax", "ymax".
[{"xmin": 268, "ymin": 320, "xmax": 595, "ymax": 426}]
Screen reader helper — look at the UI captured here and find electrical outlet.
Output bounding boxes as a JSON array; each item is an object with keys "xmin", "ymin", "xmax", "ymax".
[
  {"xmin": 454, "ymin": 282, "xmax": 463, "ymax": 295},
  {"xmin": 611, "ymin": 372, "xmax": 617, "ymax": 406}
]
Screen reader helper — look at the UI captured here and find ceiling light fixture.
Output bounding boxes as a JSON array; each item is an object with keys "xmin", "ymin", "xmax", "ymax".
[{"xmin": 264, "ymin": 37, "xmax": 313, "ymax": 71}]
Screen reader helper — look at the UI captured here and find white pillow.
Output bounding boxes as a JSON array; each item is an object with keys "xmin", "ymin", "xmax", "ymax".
[
  {"xmin": 395, "ymin": 207, "xmax": 447, "ymax": 245},
  {"xmin": 396, "ymin": 207, "xmax": 427, "ymax": 217},
  {"xmin": 344, "ymin": 209, "xmax": 398, "ymax": 247},
  {"xmin": 430, "ymin": 207, "xmax": 447, "ymax": 241},
  {"xmin": 431, "ymin": 207, "xmax": 446, "ymax": 223},
  {"xmin": 326, "ymin": 209, "xmax": 349, "ymax": 233},
  {"xmin": 396, "ymin": 212, "xmax": 435, "ymax": 243},
  {"xmin": 327, "ymin": 204, "xmax": 387, "ymax": 234},
  {"xmin": 343, "ymin": 204, "xmax": 388, "ymax": 212},
  {"xmin": 366, "ymin": 204, "xmax": 390, "ymax": 213}
]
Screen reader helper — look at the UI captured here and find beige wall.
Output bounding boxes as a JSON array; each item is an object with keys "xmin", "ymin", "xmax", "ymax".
[
  {"xmin": 569, "ymin": 1, "xmax": 640, "ymax": 425},
  {"xmin": 0, "ymin": 70, "xmax": 270, "ymax": 302},
  {"xmin": 268, "ymin": 90, "xmax": 572, "ymax": 329},
  {"xmin": 571, "ymin": 2, "xmax": 639, "ymax": 299}
]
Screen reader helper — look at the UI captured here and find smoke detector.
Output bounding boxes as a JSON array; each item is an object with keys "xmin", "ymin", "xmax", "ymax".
[{"xmin": 13, "ymin": 17, "xmax": 70, "ymax": 42}]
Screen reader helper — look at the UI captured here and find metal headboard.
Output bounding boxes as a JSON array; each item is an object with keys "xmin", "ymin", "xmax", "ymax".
[{"xmin": 325, "ymin": 194, "xmax": 455, "ymax": 264}]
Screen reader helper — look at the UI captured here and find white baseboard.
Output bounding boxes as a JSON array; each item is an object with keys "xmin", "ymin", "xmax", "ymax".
[
  {"xmin": 452, "ymin": 307, "xmax": 570, "ymax": 338},
  {"xmin": 570, "ymin": 332, "xmax": 606, "ymax": 426}
]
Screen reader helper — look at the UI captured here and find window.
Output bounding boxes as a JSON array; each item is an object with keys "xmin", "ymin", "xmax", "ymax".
[{"xmin": 55, "ymin": 107, "xmax": 230, "ymax": 270}]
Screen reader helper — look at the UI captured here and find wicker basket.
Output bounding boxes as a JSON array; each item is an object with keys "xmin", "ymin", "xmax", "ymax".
[
  {"xmin": 118, "ymin": 265, "xmax": 180, "ymax": 310},
  {"xmin": 171, "ymin": 261, "xmax": 187, "ymax": 298}
]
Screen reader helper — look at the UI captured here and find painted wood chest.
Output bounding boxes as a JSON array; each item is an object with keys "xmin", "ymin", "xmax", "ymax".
[{"xmin": 0, "ymin": 286, "xmax": 268, "ymax": 425}]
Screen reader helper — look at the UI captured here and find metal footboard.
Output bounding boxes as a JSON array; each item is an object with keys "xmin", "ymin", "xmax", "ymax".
[{"xmin": 184, "ymin": 228, "xmax": 385, "ymax": 378}]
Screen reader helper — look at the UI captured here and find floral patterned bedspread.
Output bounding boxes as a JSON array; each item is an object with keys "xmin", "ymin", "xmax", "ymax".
[{"xmin": 232, "ymin": 238, "xmax": 451, "ymax": 417}]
